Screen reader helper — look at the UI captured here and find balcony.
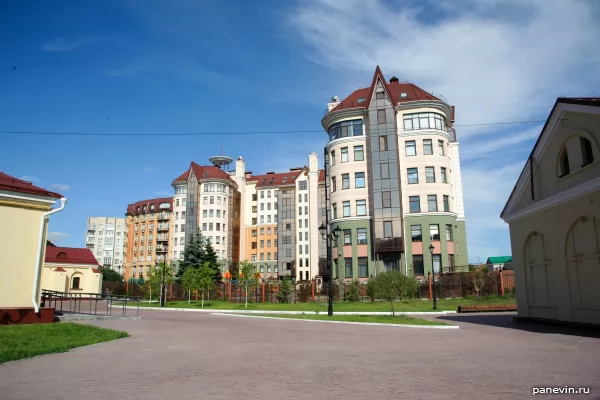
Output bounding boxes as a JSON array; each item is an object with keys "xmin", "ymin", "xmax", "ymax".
[
  {"xmin": 157, "ymin": 236, "xmax": 169, "ymax": 241},
  {"xmin": 156, "ymin": 247, "xmax": 168, "ymax": 253},
  {"xmin": 158, "ymin": 213, "xmax": 170, "ymax": 220},
  {"xmin": 157, "ymin": 225, "xmax": 169, "ymax": 231}
]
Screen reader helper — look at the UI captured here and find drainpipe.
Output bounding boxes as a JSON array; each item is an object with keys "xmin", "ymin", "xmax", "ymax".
[{"xmin": 33, "ymin": 197, "xmax": 67, "ymax": 313}]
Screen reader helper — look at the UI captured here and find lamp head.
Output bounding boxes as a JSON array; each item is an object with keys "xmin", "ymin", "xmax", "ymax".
[
  {"xmin": 332, "ymin": 226, "xmax": 342, "ymax": 240},
  {"xmin": 318, "ymin": 223, "xmax": 326, "ymax": 240},
  {"xmin": 429, "ymin": 244, "xmax": 434, "ymax": 254}
]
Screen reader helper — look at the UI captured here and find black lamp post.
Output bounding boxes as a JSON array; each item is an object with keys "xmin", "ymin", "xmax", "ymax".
[
  {"xmin": 429, "ymin": 244, "xmax": 437, "ymax": 310},
  {"xmin": 319, "ymin": 223, "xmax": 342, "ymax": 316},
  {"xmin": 160, "ymin": 257, "xmax": 167, "ymax": 307}
]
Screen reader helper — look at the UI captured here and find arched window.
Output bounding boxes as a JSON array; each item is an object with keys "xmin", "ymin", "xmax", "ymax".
[
  {"xmin": 72, "ymin": 276, "xmax": 81, "ymax": 289},
  {"xmin": 580, "ymin": 137, "xmax": 594, "ymax": 166},
  {"xmin": 558, "ymin": 147, "xmax": 570, "ymax": 177}
]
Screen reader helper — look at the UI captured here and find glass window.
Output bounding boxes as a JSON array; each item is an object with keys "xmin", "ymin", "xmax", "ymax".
[
  {"xmin": 446, "ymin": 224, "xmax": 453, "ymax": 241},
  {"xmin": 409, "ymin": 196, "xmax": 421, "ymax": 213},
  {"xmin": 411, "ymin": 225, "xmax": 422, "ymax": 242},
  {"xmin": 342, "ymin": 173, "xmax": 350, "ymax": 189},
  {"xmin": 341, "ymin": 147, "xmax": 349, "ymax": 162},
  {"xmin": 425, "ymin": 167, "xmax": 435, "ymax": 183},
  {"xmin": 355, "ymin": 172, "xmax": 365, "ymax": 188},
  {"xmin": 377, "ymin": 109, "xmax": 386, "ymax": 124},
  {"xmin": 354, "ymin": 145, "xmax": 364, "ymax": 161},
  {"xmin": 330, "ymin": 151, "xmax": 335, "ymax": 166},
  {"xmin": 331, "ymin": 176, "xmax": 336, "ymax": 192},
  {"xmin": 443, "ymin": 195, "xmax": 450, "ymax": 212},
  {"xmin": 382, "ymin": 191, "xmax": 391, "ymax": 208},
  {"xmin": 345, "ymin": 258, "xmax": 353, "ymax": 278},
  {"xmin": 438, "ymin": 140, "xmax": 445, "ymax": 155},
  {"xmin": 403, "ymin": 112, "xmax": 446, "ymax": 131},
  {"xmin": 581, "ymin": 137, "xmax": 594, "ymax": 166},
  {"xmin": 432, "ymin": 254, "xmax": 441, "ymax": 273},
  {"xmin": 405, "ymin": 141, "xmax": 416, "ymax": 156},
  {"xmin": 298, "ymin": 181, "xmax": 307, "ymax": 190},
  {"xmin": 376, "ymin": 91, "xmax": 385, "ymax": 99},
  {"xmin": 343, "ymin": 201, "xmax": 351, "ymax": 217},
  {"xmin": 327, "ymin": 119, "xmax": 363, "ymax": 141},
  {"xmin": 356, "ymin": 200, "xmax": 367, "ymax": 216},
  {"xmin": 358, "ymin": 258, "xmax": 368, "ymax": 278},
  {"xmin": 357, "ymin": 228, "xmax": 368, "ymax": 244},
  {"xmin": 428, "ymin": 195, "xmax": 438, "ymax": 212},
  {"xmin": 333, "ymin": 203, "xmax": 337, "ymax": 219},
  {"xmin": 379, "ymin": 136, "xmax": 388, "ymax": 151},
  {"xmin": 441, "ymin": 167, "xmax": 448, "ymax": 183},
  {"xmin": 407, "ymin": 168, "xmax": 418, "ymax": 184},
  {"xmin": 423, "ymin": 139, "xmax": 433, "ymax": 155},
  {"xmin": 383, "ymin": 221, "xmax": 393, "ymax": 238},
  {"xmin": 344, "ymin": 229, "xmax": 352, "ymax": 245},
  {"xmin": 381, "ymin": 163, "xmax": 389, "ymax": 179},
  {"xmin": 412, "ymin": 255, "xmax": 424, "ymax": 275},
  {"xmin": 430, "ymin": 224, "xmax": 440, "ymax": 240}
]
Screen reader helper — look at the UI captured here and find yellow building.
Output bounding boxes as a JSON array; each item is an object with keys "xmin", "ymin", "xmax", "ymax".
[
  {"xmin": 0, "ymin": 172, "xmax": 66, "ymax": 318},
  {"xmin": 501, "ymin": 97, "xmax": 600, "ymax": 326},
  {"xmin": 42, "ymin": 246, "xmax": 103, "ymax": 294}
]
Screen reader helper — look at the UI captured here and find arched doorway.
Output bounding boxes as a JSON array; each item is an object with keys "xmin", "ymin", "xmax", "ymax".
[{"xmin": 523, "ymin": 231, "xmax": 552, "ymax": 307}]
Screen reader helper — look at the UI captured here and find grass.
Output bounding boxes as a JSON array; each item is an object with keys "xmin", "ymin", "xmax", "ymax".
[
  {"xmin": 125, "ymin": 296, "xmax": 515, "ymax": 312},
  {"xmin": 238, "ymin": 314, "xmax": 448, "ymax": 325},
  {"xmin": 0, "ymin": 323, "xmax": 128, "ymax": 364}
]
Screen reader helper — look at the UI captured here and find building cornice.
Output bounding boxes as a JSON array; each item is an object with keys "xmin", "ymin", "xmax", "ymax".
[
  {"xmin": 329, "ymin": 216, "xmax": 371, "ymax": 224},
  {"xmin": 321, "ymin": 108, "xmax": 367, "ymax": 131},
  {"xmin": 325, "ymin": 135, "xmax": 367, "ymax": 151},
  {"xmin": 403, "ymin": 211, "xmax": 458, "ymax": 219},
  {"xmin": 0, "ymin": 198, "xmax": 52, "ymax": 211},
  {"xmin": 396, "ymin": 100, "xmax": 452, "ymax": 120}
]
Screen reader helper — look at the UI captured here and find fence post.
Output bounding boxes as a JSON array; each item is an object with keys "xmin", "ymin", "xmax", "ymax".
[
  {"xmin": 428, "ymin": 272, "xmax": 433, "ymax": 300},
  {"xmin": 311, "ymin": 280, "xmax": 315, "ymax": 302},
  {"xmin": 228, "ymin": 281, "xmax": 232, "ymax": 302},
  {"xmin": 499, "ymin": 271, "xmax": 505, "ymax": 296},
  {"xmin": 262, "ymin": 282, "xmax": 265, "ymax": 303}
]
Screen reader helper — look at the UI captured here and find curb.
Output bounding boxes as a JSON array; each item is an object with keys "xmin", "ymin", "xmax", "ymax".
[
  {"xmin": 211, "ymin": 313, "xmax": 460, "ymax": 329},
  {"xmin": 111, "ymin": 305, "xmax": 456, "ymax": 316}
]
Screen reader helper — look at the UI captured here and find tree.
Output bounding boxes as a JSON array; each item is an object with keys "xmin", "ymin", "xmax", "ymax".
[
  {"xmin": 277, "ymin": 278, "xmax": 292, "ymax": 303},
  {"xmin": 371, "ymin": 271, "xmax": 418, "ymax": 316},
  {"xmin": 177, "ymin": 229, "xmax": 207, "ymax": 279},
  {"xmin": 101, "ymin": 268, "xmax": 123, "ymax": 282},
  {"xmin": 196, "ymin": 262, "xmax": 215, "ymax": 308},
  {"xmin": 238, "ymin": 260, "xmax": 257, "ymax": 308},
  {"xmin": 203, "ymin": 241, "xmax": 222, "ymax": 283},
  {"xmin": 344, "ymin": 279, "xmax": 361, "ymax": 302},
  {"xmin": 147, "ymin": 262, "xmax": 175, "ymax": 305},
  {"xmin": 181, "ymin": 267, "xmax": 197, "ymax": 304}
]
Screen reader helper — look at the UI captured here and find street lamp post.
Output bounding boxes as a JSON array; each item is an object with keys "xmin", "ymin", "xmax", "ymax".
[
  {"xmin": 319, "ymin": 223, "xmax": 342, "ymax": 316},
  {"xmin": 160, "ymin": 256, "xmax": 167, "ymax": 307},
  {"xmin": 429, "ymin": 244, "xmax": 437, "ymax": 310}
]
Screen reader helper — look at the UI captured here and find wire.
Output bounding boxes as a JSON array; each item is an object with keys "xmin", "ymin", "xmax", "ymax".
[{"xmin": 0, "ymin": 120, "xmax": 546, "ymax": 137}]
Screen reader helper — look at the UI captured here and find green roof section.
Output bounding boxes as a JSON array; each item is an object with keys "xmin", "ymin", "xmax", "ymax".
[{"xmin": 486, "ymin": 256, "xmax": 512, "ymax": 264}]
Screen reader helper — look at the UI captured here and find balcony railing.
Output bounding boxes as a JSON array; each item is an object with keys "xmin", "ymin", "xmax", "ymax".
[
  {"xmin": 157, "ymin": 213, "xmax": 170, "ymax": 220},
  {"xmin": 157, "ymin": 225, "xmax": 169, "ymax": 231},
  {"xmin": 156, "ymin": 247, "xmax": 168, "ymax": 252},
  {"xmin": 157, "ymin": 236, "xmax": 169, "ymax": 241}
]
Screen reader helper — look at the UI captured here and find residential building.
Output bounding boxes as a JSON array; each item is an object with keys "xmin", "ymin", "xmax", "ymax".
[
  {"xmin": 170, "ymin": 176, "xmax": 188, "ymax": 273},
  {"xmin": 321, "ymin": 66, "xmax": 468, "ymax": 281},
  {"xmin": 0, "ymin": 172, "xmax": 66, "ymax": 323},
  {"xmin": 42, "ymin": 246, "xmax": 103, "ymax": 294},
  {"xmin": 124, "ymin": 198, "xmax": 173, "ymax": 281},
  {"xmin": 485, "ymin": 256, "xmax": 512, "ymax": 271},
  {"xmin": 501, "ymin": 97, "xmax": 600, "ymax": 326},
  {"xmin": 85, "ymin": 216, "xmax": 126, "ymax": 270}
]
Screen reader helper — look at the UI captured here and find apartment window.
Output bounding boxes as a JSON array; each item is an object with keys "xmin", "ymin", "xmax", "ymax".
[
  {"xmin": 210, "ymin": 196, "xmax": 215, "ymax": 204},
  {"xmin": 342, "ymin": 173, "xmax": 350, "ymax": 189},
  {"xmin": 267, "ymin": 227, "xmax": 271, "ymax": 235},
  {"xmin": 427, "ymin": 195, "xmax": 438, "ymax": 212},
  {"xmin": 438, "ymin": 140, "xmax": 445, "ymax": 155},
  {"xmin": 176, "ymin": 199, "xmax": 179, "ymax": 207},
  {"xmin": 376, "ymin": 91, "xmax": 385, "ymax": 99},
  {"xmin": 331, "ymin": 176, "xmax": 336, "ymax": 192},
  {"xmin": 411, "ymin": 225, "xmax": 422, "ymax": 242},
  {"xmin": 267, "ymin": 240, "xmax": 271, "ymax": 247},
  {"xmin": 260, "ymin": 216, "xmax": 264, "ymax": 223},
  {"xmin": 413, "ymin": 255, "xmax": 424, "ymax": 275},
  {"xmin": 377, "ymin": 109, "xmax": 386, "ymax": 124},
  {"xmin": 298, "ymin": 193, "xmax": 302, "ymax": 203},
  {"xmin": 298, "ymin": 219, "xmax": 302, "ymax": 229},
  {"xmin": 407, "ymin": 168, "xmax": 418, "ymax": 184},
  {"xmin": 405, "ymin": 140, "xmax": 416, "ymax": 156},
  {"xmin": 298, "ymin": 206, "xmax": 302, "ymax": 216},
  {"xmin": 333, "ymin": 203, "xmax": 337, "ymax": 219},
  {"xmin": 382, "ymin": 191, "xmax": 391, "ymax": 208},
  {"xmin": 379, "ymin": 135, "xmax": 388, "ymax": 151},
  {"xmin": 181, "ymin": 211, "xmax": 186, "ymax": 219},
  {"xmin": 72, "ymin": 276, "xmax": 81, "ymax": 290},
  {"xmin": 304, "ymin": 194, "xmax": 307, "ymax": 202},
  {"xmin": 260, "ymin": 240, "xmax": 265, "ymax": 248},
  {"xmin": 330, "ymin": 151, "xmax": 335, "ymax": 166},
  {"xmin": 383, "ymin": 221, "xmax": 393, "ymax": 238},
  {"xmin": 267, "ymin": 266, "xmax": 271, "ymax": 273},
  {"xmin": 216, "ymin": 236, "xmax": 220, "ymax": 244},
  {"xmin": 343, "ymin": 201, "xmax": 351, "ymax": 217},
  {"xmin": 409, "ymin": 196, "xmax": 421, "ymax": 213},
  {"xmin": 441, "ymin": 167, "xmax": 448, "ymax": 183},
  {"xmin": 260, "ymin": 253, "xmax": 264, "ymax": 261},
  {"xmin": 252, "ymin": 242, "xmax": 257, "ymax": 249},
  {"xmin": 443, "ymin": 195, "xmax": 450, "ymax": 212},
  {"xmin": 425, "ymin": 167, "xmax": 435, "ymax": 183},
  {"xmin": 381, "ymin": 163, "xmax": 389, "ymax": 179},
  {"xmin": 304, "ymin": 206, "xmax": 308, "ymax": 215},
  {"xmin": 423, "ymin": 139, "xmax": 433, "ymax": 155},
  {"xmin": 341, "ymin": 147, "xmax": 349, "ymax": 163},
  {"xmin": 357, "ymin": 228, "xmax": 367, "ymax": 244},
  {"xmin": 217, "ymin": 197, "xmax": 222, "ymax": 205},
  {"xmin": 209, "ymin": 223, "xmax": 213, "ymax": 231},
  {"xmin": 260, "ymin": 203, "xmax": 264, "ymax": 211},
  {"xmin": 358, "ymin": 257, "xmax": 368, "ymax": 278},
  {"xmin": 298, "ymin": 181, "xmax": 307, "ymax": 190},
  {"xmin": 446, "ymin": 224, "xmax": 453, "ymax": 241},
  {"xmin": 175, "ymin": 212, "xmax": 179, "ymax": 219},
  {"xmin": 430, "ymin": 224, "xmax": 440, "ymax": 241},
  {"xmin": 403, "ymin": 112, "xmax": 446, "ymax": 131},
  {"xmin": 261, "ymin": 191, "xmax": 265, "ymax": 199},
  {"xmin": 299, "ymin": 245, "xmax": 302, "ymax": 255},
  {"xmin": 432, "ymin": 254, "xmax": 441, "ymax": 273},
  {"xmin": 354, "ymin": 145, "xmax": 364, "ymax": 161},
  {"xmin": 356, "ymin": 200, "xmax": 367, "ymax": 216},
  {"xmin": 305, "ymin": 245, "xmax": 308, "ymax": 254},
  {"xmin": 343, "ymin": 229, "xmax": 352, "ymax": 245},
  {"xmin": 216, "ymin": 210, "xmax": 221, "ymax": 218},
  {"xmin": 202, "ymin": 223, "xmax": 207, "ymax": 231},
  {"xmin": 209, "ymin": 209, "xmax": 214, "ymax": 217},
  {"xmin": 252, "ymin": 194, "xmax": 258, "ymax": 201},
  {"xmin": 267, "ymin": 190, "xmax": 272, "ymax": 198},
  {"xmin": 305, "ymin": 219, "xmax": 308, "ymax": 227},
  {"xmin": 345, "ymin": 258, "xmax": 353, "ymax": 278},
  {"xmin": 355, "ymin": 172, "xmax": 365, "ymax": 188},
  {"xmin": 181, "ymin": 224, "xmax": 185, "ymax": 232}
]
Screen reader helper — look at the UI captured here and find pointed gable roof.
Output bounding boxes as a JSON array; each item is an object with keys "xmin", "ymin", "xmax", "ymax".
[
  {"xmin": 247, "ymin": 169, "xmax": 303, "ymax": 188},
  {"xmin": 172, "ymin": 162, "xmax": 234, "ymax": 187},
  {"xmin": 0, "ymin": 172, "xmax": 63, "ymax": 199}
]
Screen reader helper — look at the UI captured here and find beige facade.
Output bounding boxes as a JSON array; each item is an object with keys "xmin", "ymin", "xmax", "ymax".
[
  {"xmin": 0, "ymin": 173, "xmax": 65, "ymax": 310},
  {"xmin": 501, "ymin": 98, "xmax": 600, "ymax": 326},
  {"xmin": 42, "ymin": 264, "xmax": 102, "ymax": 294}
]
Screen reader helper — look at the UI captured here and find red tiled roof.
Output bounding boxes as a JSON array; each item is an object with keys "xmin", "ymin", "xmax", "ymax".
[
  {"xmin": 53, "ymin": 267, "xmax": 67, "ymax": 272},
  {"xmin": 92, "ymin": 268, "xmax": 101, "ymax": 273},
  {"xmin": 247, "ymin": 170, "xmax": 303, "ymax": 188},
  {"xmin": 329, "ymin": 66, "xmax": 441, "ymax": 113},
  {"xmin": 318, "ymin": 169, "xmax": 325, "ymax": 183},
  {"xmin": 45, "ymin": 247, "xmax": 100, "ymax": 266},
  {"xmin": 172, "ymin": 162, "xmax": 234, "ymax": 186},
  {"xmin": 0, "ymin": 172, "xmax": 63, "ymax": 199},
  {"xmin": 126, "ymin": 197, "xmax": 173, "ymax": 215}
]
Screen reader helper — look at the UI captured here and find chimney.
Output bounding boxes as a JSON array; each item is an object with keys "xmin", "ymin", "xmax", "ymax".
[
  {"xmin": 389, "ymin": 76, "xmax": 399, "ymax": 84},
  {"xmin": 308, "ymin": 152, "xmax": 318, "ymax": 174},
  {"xmin": 327, "ymin": 96, "xmax": 341, "ymax": 112},
  {"xmin": 235, "ymin": 156, "xmax": 245, "ymax": 179}
]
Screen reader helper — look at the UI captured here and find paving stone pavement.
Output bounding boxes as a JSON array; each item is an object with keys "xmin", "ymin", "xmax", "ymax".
[{"xmin": 1, "ymin": 310, "xmax": 599, "ymax": 400}]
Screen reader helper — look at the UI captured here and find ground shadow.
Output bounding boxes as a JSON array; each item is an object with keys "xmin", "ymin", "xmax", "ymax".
[{"xmin": 437, "ymin": 313, "xmax": 600, "ymax": 339}]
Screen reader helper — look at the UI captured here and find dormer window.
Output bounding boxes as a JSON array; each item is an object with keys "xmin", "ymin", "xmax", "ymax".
[
  {"xmin": 357, "ymin": 97, "xmax": 366, "ymax": 103},
  {"xmin": 559, "ymin": 147, "xmax": 570, "ymax": 178},
  {"xmin": 580, "ymin": 137, "xmax": 594, "ymax": 166}
]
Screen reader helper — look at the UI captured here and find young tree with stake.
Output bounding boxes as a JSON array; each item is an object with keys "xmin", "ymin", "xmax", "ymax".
[
  {"xmin": 238, "ymin": 260, "xmax": 258, "ymax": 308},
  {"xmin": 196, "ymin": 262, "xmax": 215, "ymax": 308}
]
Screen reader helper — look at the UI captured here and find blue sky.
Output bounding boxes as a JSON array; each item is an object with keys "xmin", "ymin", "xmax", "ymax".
[{"xmin": 2, "ymin": 0, "xmax": 599, "ymax": 262}]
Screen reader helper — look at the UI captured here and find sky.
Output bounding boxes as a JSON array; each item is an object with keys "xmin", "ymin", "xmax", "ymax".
[{"xmin": 2, "ymin": 0, "xmax": 599, "ymax": 263}]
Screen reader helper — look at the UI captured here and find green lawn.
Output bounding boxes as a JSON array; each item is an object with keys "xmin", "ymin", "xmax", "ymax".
[
  {"xmin": 0, "ymin": 323, "xmax": 128, "ymax": 364},
  {"xmin": 241, "ymin": 314, "xmax": 448, "ymax": 325},
  {"xmin": 127, "ymin": 296, "xmax": 515, "ymax": 312}
]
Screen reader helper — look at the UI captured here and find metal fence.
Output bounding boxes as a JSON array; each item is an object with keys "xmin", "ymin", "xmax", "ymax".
[{"xmin": 41, "ymin": 289, "xmax": 142, "ymax": 317}]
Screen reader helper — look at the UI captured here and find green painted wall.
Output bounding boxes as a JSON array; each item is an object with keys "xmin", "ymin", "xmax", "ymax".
[
  {"xmin": 403, "ymin": 215, "xmax": 469, "ymax": 276},
  {"xmin": 329, "ymin": 220, "xmax": 375, "ymax": 280}
]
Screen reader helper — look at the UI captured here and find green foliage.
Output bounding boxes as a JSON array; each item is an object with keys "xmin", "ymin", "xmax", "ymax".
[
  {"xmin": 203, "ymin": 241, "xmax": 222, "ymax": 283},
  {"xmin": 277, "ymin": 278, "xmax": 292, "ymax": 303},
  {"xmin": 101, "ymin": 268, "xmax": 123, "ymax": 282},
  {"xmin": 366, "ymin": 278, "xmax": 377, "ymax": 302},
  {"xmin": 181, "ymin": 267, "xmax": 196, "ymax": 303},
  {"xmin": 145, "ymin": 262, "xmax": 175, "ymax": 302},
  {"xmin": 238, "ymin": 260, "xmax": 258, "ymax": 308},
  {"xmin": 344, "ymin": 279, "xmax": 361, "ymax": 302},
  {"xmin": 178, "ymin": 229, "xmax": 207, "ymax": 278},
  {"xmin": 370, "ymin": 271, "xmax": 419, "ymax": 316},
  {"xmin": 196, "ymin": 262, "xmax": 215, "ymax": 307},
  {"xmin": 297, "ymin": 282, "xmax": 311, "ymax": 302}
]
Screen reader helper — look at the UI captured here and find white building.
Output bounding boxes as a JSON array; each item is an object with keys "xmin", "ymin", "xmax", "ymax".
[
  {"xmin": 171, "ymin": 175, "xmax": 188, "ymax": 267},
  {"xmin": 85, "ymin": 216, "xmax": 126, "ymax": 270}
]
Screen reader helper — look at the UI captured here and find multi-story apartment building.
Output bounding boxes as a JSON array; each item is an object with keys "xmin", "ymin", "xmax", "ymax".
[
  {"xmin": 123, "ymin": 198, "xmax": 173, "ymax": 280},
  {"xmin": 170, "ymin": 175, "xmax": 188, "ymax": 273},
  {"xmin": 321, "ymin": 66, "xmax": 468, "ymax": 280},
  {"xmin": 85, "ymin": 217, "xmax": 126, "ymax": 270}
]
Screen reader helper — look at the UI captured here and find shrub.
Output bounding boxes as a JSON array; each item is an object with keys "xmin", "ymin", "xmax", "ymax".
[
  {"xmin": 277, "ymin": 279, "xmax": 292, "ymax": 303},
  {"xmin": 344, "ymin": 280, "xmax": 361, "ymax": 302},
  {"xmin": 297, "ymin": 282, "xmax": 312, "ymax": 302},
  {"xmin": 370, "ymin": 271, "xmax": 420, "ymax": 316}
]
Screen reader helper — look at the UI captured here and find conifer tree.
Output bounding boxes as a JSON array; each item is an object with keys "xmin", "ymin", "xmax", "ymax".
[
  {"xmin": 177, "ymin": 229, "xmax": 207, "ymax": 278},
  {"xmin": 203, "ymin": 241, "xmax": 222, "ymax": 283}
]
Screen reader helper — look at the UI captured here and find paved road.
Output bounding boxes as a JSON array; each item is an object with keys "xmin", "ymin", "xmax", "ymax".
[{"xmin": 1, "ymin": 310, "xmax": 599, "ymax": 400}]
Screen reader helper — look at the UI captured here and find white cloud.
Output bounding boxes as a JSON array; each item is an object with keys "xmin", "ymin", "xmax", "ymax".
[
  {"xmin": 47, "ymin": 231, "xmax": 69, "ymax": 243},
  {"xmin": 52, "ymin": 183, "xmax": 71, "ymax": 192},
  {"xmin": 289, "ymin": 0, "xmax": 600, "ymax": 261},
  {"xmin": 42, "ymin": 37, "xmax": 88, "ymax": 52}
]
